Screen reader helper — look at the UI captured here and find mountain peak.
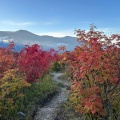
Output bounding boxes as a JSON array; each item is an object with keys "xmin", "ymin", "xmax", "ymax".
[
  {"xmin": 16, "ymin": 29, "xmax": 28, "ymax": 32},
  {"xmin": 15, "ymin": 30, "xmax": 32, "ymax": 33}
]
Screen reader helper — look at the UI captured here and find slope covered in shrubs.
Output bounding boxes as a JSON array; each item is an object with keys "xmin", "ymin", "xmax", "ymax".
[{"xmin": 0, "ymin": 43, "xmax": 57, "ymax": 119}]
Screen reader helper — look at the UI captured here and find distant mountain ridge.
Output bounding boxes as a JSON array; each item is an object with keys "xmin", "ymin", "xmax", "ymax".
[{"xmin": 0, "ymin": 30, "xmax": 79, "ymax": 51}]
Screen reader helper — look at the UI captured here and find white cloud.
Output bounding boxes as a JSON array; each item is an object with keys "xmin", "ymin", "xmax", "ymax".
[
  {"xmin": 37, "ymin": 27, "xmax": 119, "ymax": 38},
  {"xmin": 37, "ymin": 30, "xmax": 76, "ymax": 37},
  {"xmin": 0, "ymin": 21, "xmax": 37, "ymax": 26},
  {"xmin": 0, "ymin": 20, "xmax": 58, "ymax": 28},
  {"xmin": 2, "ymin": 39, "xmax": 9, "ymax": 43}
]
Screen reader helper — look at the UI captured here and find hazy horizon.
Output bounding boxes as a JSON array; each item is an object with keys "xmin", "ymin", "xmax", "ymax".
[{"xmin": 0, "ymin": 0, "xmax": 120, "ymax": 37}]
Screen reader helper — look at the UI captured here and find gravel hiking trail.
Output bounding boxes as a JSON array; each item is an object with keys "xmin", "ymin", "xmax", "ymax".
[{"xmin": 34, "ymin": 73, "xmax": 70, "ymax": 120}]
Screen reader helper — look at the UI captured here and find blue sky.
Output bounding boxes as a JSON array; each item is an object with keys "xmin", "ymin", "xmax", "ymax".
[{"xmin": 0, "ymin": 0, "xmax": 120, "ymax": 37}]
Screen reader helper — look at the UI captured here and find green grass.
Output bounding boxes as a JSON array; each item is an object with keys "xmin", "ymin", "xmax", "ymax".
[
  {"xmin": 55, "ymin": 102, "xmax": 85, "ymax": 120},
  {"xmin": 22, "ymin": 74, "xmax": 58, "ymax": 119},
  {"xmin": 1, "ymin": 74, "xmax": 57, "ymax": 120}
]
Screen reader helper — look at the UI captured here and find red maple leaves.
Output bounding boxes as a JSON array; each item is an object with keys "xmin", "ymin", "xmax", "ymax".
[
  {"xmin": 18, "ymin": 44, "xmax": 57, "ymax": 82},
  {"xmin": 0, "ymin": 43, "xmax": 57, "ymax": 83},
  {"xmin": 67, "ymin": 26, "xmax": 120, "ymax": 118}
]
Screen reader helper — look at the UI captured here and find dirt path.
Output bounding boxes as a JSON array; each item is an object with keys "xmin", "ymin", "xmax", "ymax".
[{"xmin": 34, "ymin": 73, "xmax": 70, "ymax": 120}]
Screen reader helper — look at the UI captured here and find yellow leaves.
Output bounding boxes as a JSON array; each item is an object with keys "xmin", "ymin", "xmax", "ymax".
[
  {"xmin": 0, "ymin": 68, "xmax": 31, "ymax": 114},
  {"xmin": 0, "ymin": 81, "xmax": 9, "ymax": 88},
  {"xmin": 0, "ymin": 69, "xmax": 31, "ymax": 96}
]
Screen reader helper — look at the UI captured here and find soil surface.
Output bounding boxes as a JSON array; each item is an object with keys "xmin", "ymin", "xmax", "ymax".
[{"xmin": 34, "ymin": 73, "xmax": 70, "ymax": 120}]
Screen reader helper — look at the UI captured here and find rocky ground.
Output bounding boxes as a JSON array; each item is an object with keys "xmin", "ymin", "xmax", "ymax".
[{"xmin": 34, "ymin": 73, "xmax": 70, "ymax": 120}]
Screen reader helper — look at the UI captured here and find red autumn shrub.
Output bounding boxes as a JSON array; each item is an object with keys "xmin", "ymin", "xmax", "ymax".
[
  {"xmin": 18, "ymin": 44, "xmax": 57, "ymax": 82},
  {"xmin": 0, "ymin": 42, "xmax": 17, "ymax": 77},
  {"xmin": 67, "ymin": 26, "xmax": 120, "ymax": 119}
]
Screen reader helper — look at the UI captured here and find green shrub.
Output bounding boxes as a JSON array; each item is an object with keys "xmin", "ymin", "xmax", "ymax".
[
  {"xmin": 52, "ymin": 61, "xmax": 61, "ymax": 72},
  {"xmin": 0, "ymin": 74, "xmax": 57, "ymax": 120}
]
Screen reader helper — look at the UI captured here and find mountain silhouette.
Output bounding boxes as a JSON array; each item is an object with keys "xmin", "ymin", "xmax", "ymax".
[{"xmin": 0, "ymin": 30, "xmax": 79, "ymax": 51}]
